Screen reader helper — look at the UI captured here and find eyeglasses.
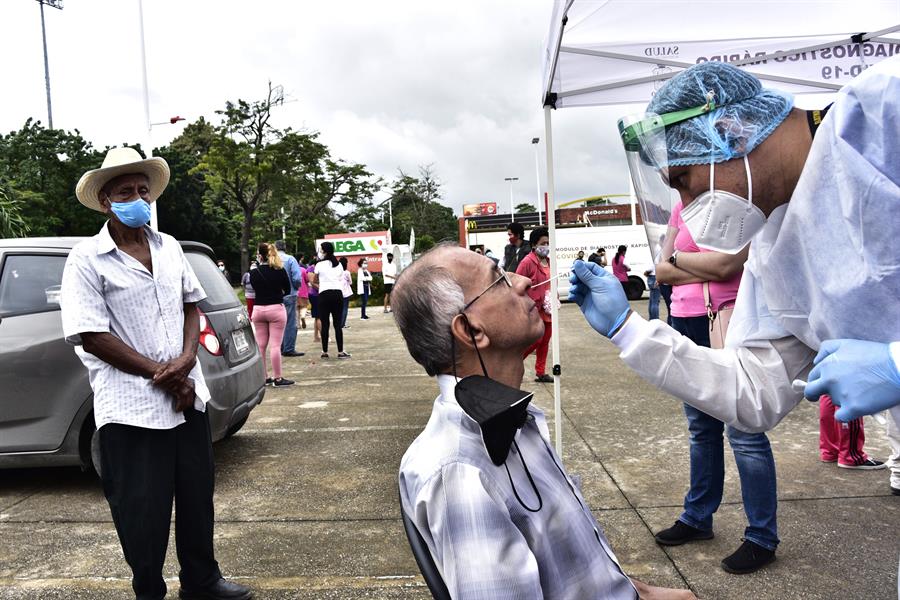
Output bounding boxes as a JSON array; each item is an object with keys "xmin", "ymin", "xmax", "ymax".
[{"xmin": 462, "ymin": 266, "xmax": 513, "ymax": 312}]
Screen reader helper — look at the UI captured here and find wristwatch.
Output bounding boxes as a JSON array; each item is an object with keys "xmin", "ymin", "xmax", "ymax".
[{"xmin": 668, "ymin": 250, "xmax": 679, "ymax": 267}]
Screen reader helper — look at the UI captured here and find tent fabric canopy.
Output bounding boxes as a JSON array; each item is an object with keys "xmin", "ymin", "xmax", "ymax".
[{"xmin": 543, "ymin": 0, "xmax": 900, "ymax": 108}]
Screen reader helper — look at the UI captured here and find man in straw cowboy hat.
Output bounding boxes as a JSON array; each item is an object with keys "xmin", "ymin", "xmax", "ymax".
[{"xmin": 60, "ymin": 147, "xmax": 252, "ymax": 600}]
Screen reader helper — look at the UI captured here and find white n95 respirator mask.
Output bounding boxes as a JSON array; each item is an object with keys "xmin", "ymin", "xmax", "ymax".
[{"xmin": 681, "ymin": 155, "xmax": 766, "ymax": 254}]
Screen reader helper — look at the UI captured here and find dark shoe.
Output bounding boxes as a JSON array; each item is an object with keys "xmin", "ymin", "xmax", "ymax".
[
  {"xmin": 337, "ymin": 351, "xmax": 352, "ymax": 359},
  {"xmin": 654, "ymin": 520, "xmax": 714, "ymax": 546},
  {"xmin": 273, "ymin": 378, "xmax": 294, "ymax": 387},
  {"xmin": 721, "ymin": 539, "xmax": 776, "ymax": 574},
  {"xmin": 281, "ymin": 351, "xmax": 304, "ymax": 357},
  {"xmin": 534, "ymin": 374, "xmax": 554, "ymax": 383},
  {"xmin": 838, "ymin": 458, "xmax": 886, "ymax": 470},
  {"xmin": 360, "ymin": 316, "xmax": 370, "ymax": 320},
  {"xmin": 892, "ymin": 485, "xmax": 900, "ymax": 496},
  {"xmin": 179, "ymin": 577, "xmax": 252, "ymax": 599},
  {"xmin": 265, "ymin": 378, "xmax": 273, "ymax": 386},
  {"xmin": 320, "ymin": 352, "xmax": 329, "ymax": 359}
]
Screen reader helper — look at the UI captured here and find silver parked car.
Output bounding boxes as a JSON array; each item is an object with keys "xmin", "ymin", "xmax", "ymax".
[{"xmin": 0, "ymin": 237, "xmax": 265, "ymax": 473}]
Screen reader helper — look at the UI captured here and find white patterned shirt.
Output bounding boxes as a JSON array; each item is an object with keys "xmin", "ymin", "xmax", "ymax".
[
  {"xmin": 61, "ymin": 222, "xmax": 211, "ymax": 430},
  {"xmin": 399, "ymin": 375, "xmax": 637, "ymax": 600}
]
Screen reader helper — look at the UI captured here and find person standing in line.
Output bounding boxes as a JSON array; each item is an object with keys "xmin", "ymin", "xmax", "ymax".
[
  {"xmin": 60, "ymin": 147, "xmax": 252, "ymax": 600},
  {"xmin": 650, "ymin": 199, "xmax": 779, "ymax": 574},
  {"xmin": 588, "ymin": 247, "xmax": 608, "ymax": 268},
  {"xmin": 241, "ymin": 261, "xmax": 257, "ymax": 318},
  {"xmin": 356, "ymin": 258, "xmax": 372, "ymax": 320},
  {"xmin": 216, "ymin": 260, "xmax": 231, "ymax": 284},
  {"xmin": 306, "ymin": 262, "xmax": 321, "ymax": 343},
  {"xmin": 516, "ymin": 226, "xmax": 554, "ymax": 383},
  {"xmin": 612, "ymin": 245, "xmax": 630, "ymax": 291},
  {"xmin": 818, "ymin": 394, "xmax": 884, "ymax": 469},
  {"xmin": 575, "ymin": 250, "xmax": 585, "ymax": 262},
  {"xmin": 499, "ymin": 221, "xmax": 531, "ymax": 274},
  {"xmin": 250, "ymin": 243, "xmax": 295, "ymax": 388},
  {"xmin": 310, "ymin": 242, "xmax": 351, "ymax": 359},
  {"xmin": 339, "ymin": 256, "xmax": 353, "ymax": 329},
  {"xmin": 383, "ymin": 252, "xmax": 397, "ymax": 313},
  {"xmin": 297, "ymin": 254, "xmax": 310, "ymax": 331},
  {"xmin": 275, "ymin": 240, "xmax": 303, "ymax": 358}
]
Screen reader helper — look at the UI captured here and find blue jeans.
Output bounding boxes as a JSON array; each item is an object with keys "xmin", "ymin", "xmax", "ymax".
[
  {"xmin": 671, "ymin": 315, "xmax": 779, "ymax": 551},
  {"xmin": 647, "ymin": 275, "xmax": 660, "ymax": 320},
  {"xmin": 659, "ymin": 284, "xmax": 673, "ymax": 326},
  {"xmin": 341, "ymin": 297, "xmax": 350, "ymax": 328},
  {"xmin": 281, "ymin": 295, "xmax": 298, "ymax": 353},
  {"xmin": 360, "ymin": 285, "xmax": 369, "ymax": 318}
]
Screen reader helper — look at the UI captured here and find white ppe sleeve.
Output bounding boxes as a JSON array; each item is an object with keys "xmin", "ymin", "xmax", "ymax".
[{"xmin": 612, "ymin": 314, "xmax": 818, "ymax": 432}]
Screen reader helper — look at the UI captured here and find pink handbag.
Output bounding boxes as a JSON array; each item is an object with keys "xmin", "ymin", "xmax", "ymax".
[{"xmin": 703, "ymin": 282, "xmax": 735, "ymax": 350}]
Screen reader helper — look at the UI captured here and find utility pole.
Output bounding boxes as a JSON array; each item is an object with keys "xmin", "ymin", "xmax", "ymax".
[
  {"xmin": 36, "ymin": 0, "xmax": 63, "ymax": 129},
  {"xmin": 504, "ymin": 177, "xmax": 518, "ymax": 221},
  {"xmin": 531, "ymin": 138, "xmax": 542, "ymax": 225}
]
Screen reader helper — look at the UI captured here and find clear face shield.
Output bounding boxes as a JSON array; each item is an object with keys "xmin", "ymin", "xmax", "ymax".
[{"xmin": 617, "ymin": 96, "xmax": 717, "ymax": 261}]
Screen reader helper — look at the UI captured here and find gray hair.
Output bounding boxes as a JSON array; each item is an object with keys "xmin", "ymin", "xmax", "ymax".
[{"xmin": 393, "ymin": 251, "xmax": 466, "ymax": 376}]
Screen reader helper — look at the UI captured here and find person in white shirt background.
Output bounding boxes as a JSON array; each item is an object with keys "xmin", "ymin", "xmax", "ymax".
[
  {"xmin": 60, "ymin": 147, "xmax": 251, "ymax": 600},
  {"xmin": 382, "ymin": 252, "xmax": 397, "ymax": 313},
  {"xmin": 569, "ymin": 58, "xmax": 900, "ymax": 495}
]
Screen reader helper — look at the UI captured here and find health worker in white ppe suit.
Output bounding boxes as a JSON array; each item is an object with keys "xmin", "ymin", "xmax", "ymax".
[{"xmin": 568, "ymin": 57, "xmax": 900, "ymax": 495}]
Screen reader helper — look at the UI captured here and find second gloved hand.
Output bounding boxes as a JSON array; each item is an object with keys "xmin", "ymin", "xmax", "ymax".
[
  {"xmin": 804, "ymin": 339, "xmax": 900, "ymax": 422},
  {"xmin": 568, "ymin": 260, "xmax": 631, "ymax": 338}
]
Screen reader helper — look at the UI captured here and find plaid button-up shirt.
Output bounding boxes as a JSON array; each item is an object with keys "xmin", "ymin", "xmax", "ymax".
[{"xmin": 400, "ymin": 375, "xmax": 637, "ymax": 600}]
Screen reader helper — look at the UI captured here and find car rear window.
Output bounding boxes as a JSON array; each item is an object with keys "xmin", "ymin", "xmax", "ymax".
[
  {"xmin": 0, "ymin": 254, "xmax": 68, "ymax": 316},
  {"xmin": 185, "ymin": 251, "xmax": 240, "ymax": 311}
]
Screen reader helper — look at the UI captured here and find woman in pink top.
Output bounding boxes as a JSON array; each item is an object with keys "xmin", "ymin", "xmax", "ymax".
[
  {"xmin": 653, "ymin": 200, "xmax": 780, "ymax": 573},
  {"xmin": 611, "ymin": 245, "xmax": 630, "ymax": 284}
]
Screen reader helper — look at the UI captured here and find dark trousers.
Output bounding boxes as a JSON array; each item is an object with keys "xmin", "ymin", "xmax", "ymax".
[
  {"xmin": 318, "ymin": 289, "xmax": 344, "ymax": 353},
  {"xmin": 360, "ymin": 285, "xmax": 370, "ymax": 318},
  {"xmin": 99, "ymin": 408, "xmax": 221, "ymax": 600}
]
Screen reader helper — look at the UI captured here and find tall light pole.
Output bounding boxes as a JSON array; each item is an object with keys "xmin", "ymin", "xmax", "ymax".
[
  {"xmin": 531, "ymin": 137, "xmax": 542, "ymax": 225},
  {"xmin": 37, "ymin": 0, "xmax": 63, "ymax": 129},
  {"xmin": 504, "ymin": 177, "xmax": 518, "ymax": 221}
]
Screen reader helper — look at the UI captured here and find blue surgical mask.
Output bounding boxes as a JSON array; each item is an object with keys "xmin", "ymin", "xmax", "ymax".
[
  {"xmin": 109, "ymin": 197, "xmax": 152, "ymax": 229},
  {"xmin": 535, "ymin": 246, "xmax": 550, "ymax": 258}
]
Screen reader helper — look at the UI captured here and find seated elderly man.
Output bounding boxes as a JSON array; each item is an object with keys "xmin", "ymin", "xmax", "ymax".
[{"xmin": 394, "ymin": 245, "xmax": 694, "ymax": 600}]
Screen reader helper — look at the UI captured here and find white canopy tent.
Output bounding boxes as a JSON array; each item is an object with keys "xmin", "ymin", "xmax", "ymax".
[{"xmin": 540, "ymin": 0, "xmax": 900, "ymax": 454}]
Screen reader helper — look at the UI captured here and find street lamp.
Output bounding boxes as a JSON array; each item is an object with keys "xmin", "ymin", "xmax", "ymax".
[
  {"xmin": 531, "ymin": 137, "xmax": 542, "ymax": 225},
  {"xmin": 146, "ymin": 116, "xmax": 185, "ymax": 229},
  {"xmin": 504, "ymin": 177, "xmax": 518, "ymax": 221},
  {"xmin": 36, "ymin": 0, "xmax": 63, "ymax": 129}
]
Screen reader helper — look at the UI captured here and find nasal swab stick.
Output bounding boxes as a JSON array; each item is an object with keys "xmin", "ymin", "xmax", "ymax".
[{"xmin": 532, "ymin": 271, "xmax": 570, "ymax": 288}]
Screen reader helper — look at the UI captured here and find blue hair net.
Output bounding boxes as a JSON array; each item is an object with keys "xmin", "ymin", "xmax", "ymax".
[{"xmin": 647, "ymin": 62, "xmax": 794, "ymax": 166}]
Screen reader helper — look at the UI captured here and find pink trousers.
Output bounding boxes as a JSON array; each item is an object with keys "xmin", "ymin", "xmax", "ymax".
[
  {"xmin": 819, "ymin": 394, "xmax": 869, "ymax": 465},
  {"xmin": 252, "ymin": 303, "xmax": 286, "ymax": 379}
]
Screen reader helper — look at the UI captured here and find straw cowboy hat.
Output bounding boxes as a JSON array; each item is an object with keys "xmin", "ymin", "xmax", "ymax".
[{"xmin": 75, "ymin": 147, "xmax": 170, "ymax": 212}]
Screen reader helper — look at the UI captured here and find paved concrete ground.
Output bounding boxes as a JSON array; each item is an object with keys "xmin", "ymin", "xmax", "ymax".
[{"xmin": 1, "ymin": 302, "xmax": 897, "ymax": 599}]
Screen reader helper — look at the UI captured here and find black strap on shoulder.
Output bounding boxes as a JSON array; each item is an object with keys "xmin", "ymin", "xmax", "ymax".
[{"xmin": 807, "ymin": 103, "xmax": 833, "ymax": 137}]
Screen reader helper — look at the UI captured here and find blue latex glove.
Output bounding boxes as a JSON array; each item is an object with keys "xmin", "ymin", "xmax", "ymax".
[
  {"xmin": 804, "ymin": 339, "xmax": 900, "ymax": 422},
  {"xmin": 567, "ymin": 260, "xmax": 631, "ymax": 338}
]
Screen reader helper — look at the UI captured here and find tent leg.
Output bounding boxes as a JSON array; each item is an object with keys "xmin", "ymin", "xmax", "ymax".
[{"xmin": 544, "ymin": 106, "xmax": 563, "ymax": 458}]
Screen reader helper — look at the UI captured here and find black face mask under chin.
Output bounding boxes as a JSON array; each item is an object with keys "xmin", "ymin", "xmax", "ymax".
[{"xmin": 451, "ymin": 317, "xmax": 543, "ymax": 512}]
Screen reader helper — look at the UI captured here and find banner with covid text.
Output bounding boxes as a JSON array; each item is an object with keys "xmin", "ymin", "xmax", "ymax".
[{"xmin": 553, "ymin": 35, "xmax": 900, "ymax": 107}]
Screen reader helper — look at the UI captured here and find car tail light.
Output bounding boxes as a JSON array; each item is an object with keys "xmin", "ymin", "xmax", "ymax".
[{"xmin": 198, "ymin": 309, "xmax": 222, "ymax": 356}]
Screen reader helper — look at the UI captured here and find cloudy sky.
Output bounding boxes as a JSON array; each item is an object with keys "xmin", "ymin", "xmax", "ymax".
[
  {"xmin": 1, "ymin": 1, "xmax": 895, "ymax": 218},
  {"xmin": 0, "ymin": 0, "xmax": 639, "ymax": 216}
]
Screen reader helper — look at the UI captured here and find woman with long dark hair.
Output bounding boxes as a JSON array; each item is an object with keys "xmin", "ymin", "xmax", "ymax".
[
  {"xmin": 309, "ymin": 242, "xmax": 350, "ymax": 359},
  {"xmin": 249, "ymin": 242, "xmax": 294, "ymax": 386}
]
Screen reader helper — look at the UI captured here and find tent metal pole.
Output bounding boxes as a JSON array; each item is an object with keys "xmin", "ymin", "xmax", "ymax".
[{"xmin": 544, "ymin": 105, "xmax": 562, "ymax": 456}]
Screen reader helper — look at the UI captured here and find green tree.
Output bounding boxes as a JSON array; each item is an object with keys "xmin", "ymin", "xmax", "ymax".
[
  {"xmin": 0, "ymin": 119, "xmax": 106, "ymax": 236},
  {"xmin": 515, "ymin": 202, "xmax": 535, "ymax": 214},
  {"xmin": 0, "ymin": 180, "xmax": 29, "ymax": 238},
  {"xmin": 386, "ymin": 165, "xmax": 457, "ymax": 247}
]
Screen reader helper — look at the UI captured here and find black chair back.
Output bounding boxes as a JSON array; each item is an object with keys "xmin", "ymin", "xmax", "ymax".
[{"xmin": 399, "ymin": 491, "xmax": 452, "ymax": 600}]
